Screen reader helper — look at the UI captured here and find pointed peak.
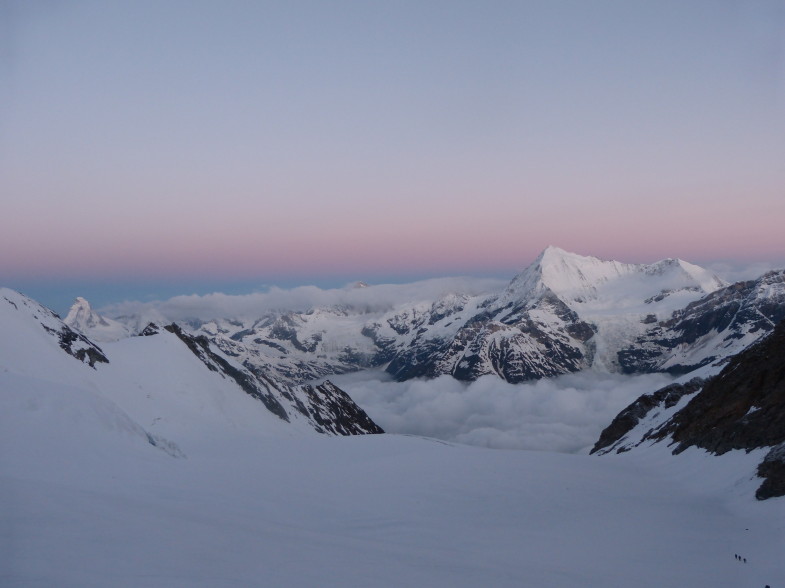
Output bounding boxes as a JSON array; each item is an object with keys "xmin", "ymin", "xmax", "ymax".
[
  {"xmin": 537, "ymin": 245, "xmax": 573, "ymax": 261},
  {"xmin": 72, "ymin": 296, "xmax": 91, "ymax": 308},
  {"xmin": 531, "ymin": 246, "xmax": 613, "ymax": 278},
  {"xmin": 65, "ymin": 296, "xmax": 112, "ymax": 331},
  {"xmin": 535, "ymin": 246, "xmax": 602, "ymax": 266}
]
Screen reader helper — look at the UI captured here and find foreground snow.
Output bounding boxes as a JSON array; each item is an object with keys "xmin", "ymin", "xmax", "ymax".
[
  {"xmin": 2, "ymin": 373, "xmax": 783, "ymax": 588},
  {"xmin": 2, "ymin": 285, "xmax": 783, "ymax": 586}
]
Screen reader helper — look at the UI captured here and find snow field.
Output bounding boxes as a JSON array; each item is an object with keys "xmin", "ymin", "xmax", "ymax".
[{"xmin": 2, "ymin": 372, "xmax": 782, "ymax": 588}]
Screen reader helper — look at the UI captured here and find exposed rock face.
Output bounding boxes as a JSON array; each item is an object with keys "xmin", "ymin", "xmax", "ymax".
[
  {"xmin": 661, "ymin": 319, "xmax": 785, "ymax": 457},
  {"xmin": 164, "ymin": 324, "xmax": 290, "ymax": 422},
  {"xmin": 618, "ymin": 271, "xmax": 785, "ymax": 375},
  {"xmin": 2, "ymin": 289, "xmax": 109, "ymax": 368},
  {"xmin": 756, "ymin": 443, "xmax": 785, "ymax": 500},
  {"xmin": 55, "ymin": 325, "xmax": 109, "ymax": 367},
  {"xmin": 139, "ymin": 323, "xmax": 160, "ymax": 336},
  {"xmin": 162, "ymin": 324, "xmax": 383, "ymax": 436},
  {"xmin": 299, "ymin": 381, "xmax": 384, "ymax": 436},
  {"xmin": 597, "ymin": 319, "xmax": 785, "ymax": 500},
  {"xmin": 591, "ymin": 377, "xmax": 705, "ymax": 455},
  {"xmin": 2, "ymin": 288, "xmax": 382, "ymax": 439},
  {"xmin": 385, "ymin": 278, "xmax": 596, "ymax": 383}
]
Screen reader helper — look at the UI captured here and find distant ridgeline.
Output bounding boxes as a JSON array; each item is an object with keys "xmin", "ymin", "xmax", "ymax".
[
  {"xmin": 1, "ymin": 287, "xmax": 383, "ymax": 439},
  {"xmin": 44, "ymin": 246, "xmax": 785, "ymax": 499},
  {"xmin": 71, "ymin": 247, "xmax": 785, "ymax": 388}
]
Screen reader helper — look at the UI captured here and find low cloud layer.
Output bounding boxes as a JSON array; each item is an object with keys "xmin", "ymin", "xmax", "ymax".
[
  {"xmin": 101, "ymin": 277, "xmax": 508, "ymax": 323},
  {"xmin": 332, "ymin": 370, "xmax": 674, "ymax": 454},
  {"xmin": 707, "ymin": 260, "xmax": 784, "ymax": 284},
  {"xmin": 96, "ymin": 258, "xmax": 785, "ymax": 325}
]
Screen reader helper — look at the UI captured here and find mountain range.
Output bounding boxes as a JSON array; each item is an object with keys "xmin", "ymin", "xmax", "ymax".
[
  {"xmin": 71, "ymin": 246, "xmax": 785, "ymax": 387},
  {"xmin": 4, "ymin": 247, "xmax": 785, "ymax": 585},
  {"xmin": 1, "ymin": 287, "xmax": 382, "ymax": 442},
  {"xmin": 56, "ymin": 247, "xmax": 785, "ymax": 498}
]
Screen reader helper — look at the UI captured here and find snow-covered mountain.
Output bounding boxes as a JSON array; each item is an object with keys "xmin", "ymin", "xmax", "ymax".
[
  {"xmin": 4, "ymin": 271, "xmax": 785, "ymax": 585},
  {"xmin": 383, "ymin": 246, "xmax": 730, "ymax": 382},
  {"xmin": 2, "ymin": 288, "xmax": 382, "ymax": 440},
  {"xmin": 593, "ymin": 317, "xmax": 785, "ymax": 500},
  {"xmin": 4, "ymin": 287, "xmax": 784, "ymax": 587},
  {"xmin": 80, "ymin": 247, "xmax": 784, "ymax": 387},
  {"xmin": 618, "ymin": 269, "xmax": 785, "ymax": 374},
  {"xmin": 64, "ymin": 296, "xmax": 132, "ymax": 341}
]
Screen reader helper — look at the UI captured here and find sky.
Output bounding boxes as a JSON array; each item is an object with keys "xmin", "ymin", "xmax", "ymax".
[{"xmin": 2, "ymin": 0, "xmax": 784, "ymax": 314}]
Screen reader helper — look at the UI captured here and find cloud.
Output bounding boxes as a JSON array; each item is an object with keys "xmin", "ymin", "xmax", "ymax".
[
  {"xmin": 331, "ymin": 370, "xmax": 674, "ymax": 454},
  {"xmin": 100, "ymin": 276, "xmax": 508, "ymax": 323},
  {"xmin": 707, "ymin": 260, "xmax": 785, "ymax": 284}
]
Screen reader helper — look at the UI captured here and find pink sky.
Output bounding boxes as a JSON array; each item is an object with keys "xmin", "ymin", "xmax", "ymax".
[{"xmin": 2, "ymin": 1, "xmax": 784, "ymax": 285}]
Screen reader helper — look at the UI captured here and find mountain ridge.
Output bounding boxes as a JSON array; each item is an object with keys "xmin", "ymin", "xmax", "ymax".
[
  {"xmin": 1, "ymin": 288, "xmax": 383, "ymax": 440},
  {"xmin": 63, "ymin": 247, "xmax": 784, "ymax": 386},
  {"xmin": 593, "ymin": 318, "xmax": 785, "ymax": 500}
]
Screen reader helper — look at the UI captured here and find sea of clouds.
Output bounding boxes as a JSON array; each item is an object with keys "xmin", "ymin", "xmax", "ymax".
[
  {"xmin": 329, "ymin": 369, "xmax": 673, "ymax": 454},
  {"xmin": 102, "ymin": 276, "xmax": 508, "ymax": 322},
  {"xmin": 95, "ymin": 257, "xmax": 783, "ymax": 455}
]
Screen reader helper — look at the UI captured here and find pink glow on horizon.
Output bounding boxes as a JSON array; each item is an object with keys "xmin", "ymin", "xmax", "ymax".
[
  {"xmin": 2, "ymin": 2, "xmax": 784, "ymax": 283},
  {"xmin": 4, "ymin": 207, "xmax": 784, "ymax": 282}
]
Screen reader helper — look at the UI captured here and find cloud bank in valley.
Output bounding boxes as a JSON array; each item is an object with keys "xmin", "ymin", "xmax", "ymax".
[
  {"xmin": 707, "ymin": 260, "xmax": 785, "ymax": 284},
  {"xmin": 332, "ymin": 370, "xmax": 674, "ymax": 454},
  {"xmin": 100, "ymin": 276, "xmax": 508, "ymax": 322}
]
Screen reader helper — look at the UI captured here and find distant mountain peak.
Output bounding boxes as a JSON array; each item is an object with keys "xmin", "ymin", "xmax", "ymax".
[
  {"xmin": 501, "ymin": 246, "xmax": 635, "ymax": 304},
  {"xmin": 502, "ymin": 247, "xmax": 725, "ymax": 309},
  {"xmin": 647, "ymin": 258, "xmax": 726, "ymax": 293},
  {"xmin": 1, "ymin": 288, "xmax": 108, "ymax": 368},
  {"xmin": 65, "ymin": 297, "xmax": 109, "ymax": 329},
  {"xmin": 64, "ymin": 297, "xmax": 130, "ymax": 342}
]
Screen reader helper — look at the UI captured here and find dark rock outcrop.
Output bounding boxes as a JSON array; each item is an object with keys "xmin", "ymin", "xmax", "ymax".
[
  {"xmin": 385, "ymin": 291, "xmax": 594, "ymax": 384},
  {"xmin": 3, "ymin": 290, "xmax": 109, "ymax": 368},
  {"xmin": 591, "ymin": 377, "xmax": 705, "ymax": 455},
  {"xmin": 662, "ymin": 320, "xmax": 785, "ymax": 457},
  {"xmin": 299, "ymin": 381, "xmax": 384, "ymax": 436},
  {"xmin": 756, "ymin": 443, "xmax": 785, "ymax": 500},
  {"xmin": 164, "ymin": 324, "xmax": 291, "ymax": 421},
  {"xmin": 139, "ymin": 323, "xmax": 160, "ymax": 336},
  {"xmin": 599, "ymin": 319, "xmax": 785, "ymax": 499},
  {"xmin": 161, "ymin": 324, "xmax": 383, "ymax": 436},
  {"xmin": 56, "ymin": 325, "xmax": 109, "ymax": 367}
]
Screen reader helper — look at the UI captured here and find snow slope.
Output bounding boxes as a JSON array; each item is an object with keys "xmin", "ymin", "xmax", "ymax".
[
  {"xmin": 0, "ymin": 288, "xmax": 381, "ymax": 442},
  {"xmin": 2, "ymin": 387, "xmax": 783, "ymax": 587},
  {"xmin": 2, "ymin": 289, "xmax": 784, "ymax": 587}
]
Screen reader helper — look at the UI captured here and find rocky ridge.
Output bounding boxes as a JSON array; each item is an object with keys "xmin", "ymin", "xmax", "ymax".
[
  {"xmin": 593, "ymin": 318, "xmax": 785, "ymax": 500},
  {"xmin": 3, "ymin": 288, "xmax": 382, "ymax": 437}
]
